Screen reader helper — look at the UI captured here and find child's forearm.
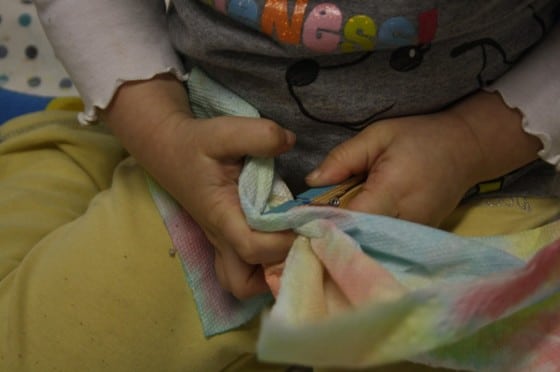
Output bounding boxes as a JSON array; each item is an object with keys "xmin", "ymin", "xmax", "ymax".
[
  {"xmin": 102, "ymin": 74, "xmax": 193, "ymax": 146},
  {"xmin": 450, "ymin": 91, "xmax": 542, "ymax": 185},
  {"xmin": 101, "ymin": 74, "xmax": 195, "ymax": 181}
]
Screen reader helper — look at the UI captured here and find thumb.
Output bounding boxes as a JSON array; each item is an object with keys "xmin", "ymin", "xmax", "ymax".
[
  {"xmin": 209, "ymin": 117, "xmax": 296, "ymax": 159},
  {"xmin": 306, "ymin": 131, "xmax": 386, "ymax": 187},
  {"xmin": 345, "ymin": 180, "xmax": 399, "ymax": 218}
]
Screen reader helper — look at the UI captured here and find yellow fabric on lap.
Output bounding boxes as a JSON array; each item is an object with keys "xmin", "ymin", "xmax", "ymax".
[
  {"xmin": 442, "ymin": 195, "xmax": 560, "ymax": 236},
  {"xmin": 0, "ymin": 112, "xmax": 262, "ymax": 372}
]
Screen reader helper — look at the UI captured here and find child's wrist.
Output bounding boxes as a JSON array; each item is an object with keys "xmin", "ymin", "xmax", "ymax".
[
  {"xmin": 95, "ymin": 74, "xmax": 198, "ymax": 177},
  {"xmin": 449, "ymin": 91, "xmax": 541, "ymax": 184},
  {"xmin": 102, "ymin": 73, "xmax": 192, "ymax": 132}
]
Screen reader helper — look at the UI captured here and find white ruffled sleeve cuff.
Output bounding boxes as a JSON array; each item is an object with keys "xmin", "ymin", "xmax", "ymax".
[
  {"xmin": 485, "ymin": 21, "xmax": 560, "ymax": 170},
  {"xmin": 35, "ymin": 0, "xmax": 185, "ymax": 125}
]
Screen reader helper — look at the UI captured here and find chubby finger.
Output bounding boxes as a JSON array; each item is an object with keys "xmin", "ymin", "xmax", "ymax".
[
  {"xmin": 203, "ymin": 181, "xmax": 295, "ymax": 264},
  {"xmin": 208, "ymin": 117, "xmax": 296, "ymax": 159},
  {"xmin": 211, "ymin": 198, "xmax": 294, "ymax": 299},
  {"xmin": 345, "ymin": 178, "xmax": 400, "ymax": 218},
  {"xmin": 221, "ymin": 207, "xmax": 295, "ymax": 265},
  {"xmin": 305, "ymin": 128, "xmax": 389, "ymax": 187},
  {"xmin": 214, "ymin": 250, "xmax": 269, "ymax": 299}
]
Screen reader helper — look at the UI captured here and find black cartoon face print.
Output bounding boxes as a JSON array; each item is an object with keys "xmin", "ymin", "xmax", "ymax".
[
  {"xmin": 285, "ymin": 5, "xmax": 548, "ymax": 130},
  {"xmin": 389, "ymin": 9, "xmax": 438, "ymax": 71},
  {"xmin": 285, "ymin": 54, "xmax": 394, "ymax": 130},
  {"xmin": 285, "ymin": 8, "xmax": 438, "ymax": 130},
  {"xmin": 450, "ymin": 5, "xmax": 546, "ymax": 88}
]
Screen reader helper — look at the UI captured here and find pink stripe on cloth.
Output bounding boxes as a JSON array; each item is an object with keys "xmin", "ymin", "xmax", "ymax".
[{"xmin": 146, "ymin": 176, "xmax": 271, "ymax": 336}]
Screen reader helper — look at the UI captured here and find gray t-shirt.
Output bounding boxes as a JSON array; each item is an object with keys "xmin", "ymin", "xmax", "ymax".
[{"xmin": 168, "ymin": 0, "xmax": 559, "ymax": 193}]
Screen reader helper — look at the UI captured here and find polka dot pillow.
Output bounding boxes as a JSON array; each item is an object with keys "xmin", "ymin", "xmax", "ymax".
[{"xmin": 0, "ymin": 0, "xmax": 77, "ymax": 97}]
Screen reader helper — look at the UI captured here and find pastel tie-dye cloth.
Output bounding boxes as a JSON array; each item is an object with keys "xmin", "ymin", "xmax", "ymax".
[{"xmin": 148, "ymin": 68, "xmax": 560, "ymax": 371}]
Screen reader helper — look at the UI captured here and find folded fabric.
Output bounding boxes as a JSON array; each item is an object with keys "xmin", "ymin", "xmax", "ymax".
[{"xmin": 148, "ymin": 67, "xmax": 560, "ymax": 371}]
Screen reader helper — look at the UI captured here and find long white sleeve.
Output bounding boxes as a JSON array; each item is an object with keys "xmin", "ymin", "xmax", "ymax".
[
  {"xmin": 486, "ymin": 21, "xmax": 560, "ymax": 170},
  {"xmin": 34, "ymin": 0, "xmax": 185, "ymax": 124}
]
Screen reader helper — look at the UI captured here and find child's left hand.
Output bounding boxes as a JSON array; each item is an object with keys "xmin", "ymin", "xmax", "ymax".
[{"xmin": 306, "ymin": 92, "xmax": 542, "ymax": 227}]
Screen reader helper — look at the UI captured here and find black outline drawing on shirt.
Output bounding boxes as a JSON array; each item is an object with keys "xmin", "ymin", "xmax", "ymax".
[
  {"xmin": 285, "ymin": 5, "xmax": 549, "ymax": 130},
  {"xmin": 388, "ymin": 8, "xmax": 439, "ymax": 71},
  {"xmin": 450, "ymin": 5, "xmax": 547, "ymax": 88},
  {"xmin": 285, "ymin": 9, "xmax": 438, "ymax": 130},
  {"xmin": 285, "ymin": 54, "xmax": 394, "ymax": 131}
]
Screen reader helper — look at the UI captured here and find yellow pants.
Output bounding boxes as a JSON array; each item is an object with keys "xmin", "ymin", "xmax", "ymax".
[{"xmin": 1, "ymin": 111, "xmax": 559, "ymax": 372}]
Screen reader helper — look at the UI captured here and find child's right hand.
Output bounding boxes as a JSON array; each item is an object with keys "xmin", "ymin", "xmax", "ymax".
[
  {"xmin": 103, "ymin": 75, "xmax": 296, "ymax": 299},
  {"xmin": 164, "ymin": 114, "xmax": 297, "ymax": 299}
]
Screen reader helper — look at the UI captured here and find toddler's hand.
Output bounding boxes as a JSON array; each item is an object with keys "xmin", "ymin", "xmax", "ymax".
[
  {"xmin": 306, "ymin": 92, "xmax": 541, "ymax": 227},
  {"xmin": 104, "ymin": 76, "xmax": 296, "ymax": 299},
  {"xmin": 306, "ymin": 112, "xmax": 479, "ymax": 226},
  {"xmin": 164, "ymin": 114, "xmax": 297, "ymax": 299}
]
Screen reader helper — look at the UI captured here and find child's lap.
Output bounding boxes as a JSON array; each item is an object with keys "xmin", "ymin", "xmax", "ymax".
[
  {"xmin": 442, "ymin": 195, "xmax": 560, "ymax": 237},
  {"xmin": 1, "ymin": 110, "xmax": 559, "ymax": 371},
  {"xmin": 0, "ymin": 111, "xmax": 259, "ymax": 371}
]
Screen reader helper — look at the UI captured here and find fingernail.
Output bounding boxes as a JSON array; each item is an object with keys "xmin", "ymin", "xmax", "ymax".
[
  {"xmin": 284, "ymin": 130, "xmax": 296, "ymax": 146},
  {"xmin": 306, "ymin": 169, "xmax": 321, "ymax": 182}
]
